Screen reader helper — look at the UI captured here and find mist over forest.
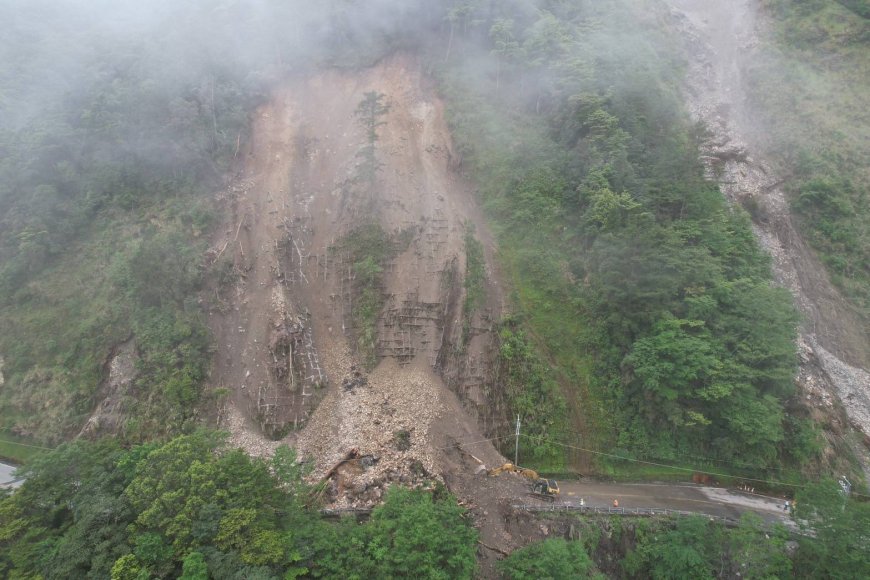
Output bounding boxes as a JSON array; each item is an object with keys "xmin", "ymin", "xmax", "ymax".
[{"xmin": 1, "ymin": 0, "xmax": 868, "ymax": 578}]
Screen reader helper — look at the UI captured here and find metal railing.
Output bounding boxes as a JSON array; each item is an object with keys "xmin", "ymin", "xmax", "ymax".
[
  {"xmin": 511, "ymin": 503, "xmax": 740, "ymax": 526},
  {"xmin": 319, "ymin": 507, "xmax": 374, "ymax": 518}
]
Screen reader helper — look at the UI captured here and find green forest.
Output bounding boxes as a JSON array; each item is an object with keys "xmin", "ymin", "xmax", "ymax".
[
  {"xmin": 432, "ymin": 0, "xmax": 820, "ymax": 475},
  {"xmin": 2, "ymin": 433, "xmax": 868, "ymax": 578},
  {"xmin": 1, "ymin": 0, "xmax": 868, "ymax": 577}
]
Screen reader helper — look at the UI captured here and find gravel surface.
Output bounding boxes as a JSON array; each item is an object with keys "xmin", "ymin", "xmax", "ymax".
[
  {"xmin": 296, "ymin": 357, "xmax": 445, "ymax": 507},
  {"xmin": 814, "ymin": 339, "xmax": 870, "ymax": 439},
  {"xmin": 224, "ymin": 404, "xmax": 284, "ymax": 458}
]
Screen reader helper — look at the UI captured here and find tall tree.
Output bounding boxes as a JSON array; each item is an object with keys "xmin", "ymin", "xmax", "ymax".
[
  {"xmin": 354, "ymin": 91, "xmax": 390, "ymax": 196},
  {"xmin": 794, "ymin": 479, "xmax": 870, "ymax": 578},
  {"xmin": 489, "ymin": 18, "xmax": 521, "ymax": 92}
]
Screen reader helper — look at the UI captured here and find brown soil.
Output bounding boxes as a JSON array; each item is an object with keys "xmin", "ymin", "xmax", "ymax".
[{"xmin": 205, "ymin": 54, "xmax": 532, "ymax": 570}]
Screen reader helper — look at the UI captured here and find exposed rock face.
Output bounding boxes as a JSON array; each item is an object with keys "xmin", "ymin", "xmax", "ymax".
[
  {"xmin": 79, "ymin": 340, "xmax": 138, "ymax": 438},
  {"xmin": 203, "ymin": 57, "xmax": 527, "ymax": 567}
]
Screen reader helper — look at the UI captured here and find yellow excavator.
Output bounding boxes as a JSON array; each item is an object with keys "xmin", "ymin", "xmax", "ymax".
[
  {"xmin": 487, "ymin": 462, "xmax": 539, "ymax": 480},
  {"xmin": 531, "ymin": 478, "xmax": 560, "ymax": 501},
  {"xmin": 487, "ymin": 463, "xmax": 560, "ymax": 501}
]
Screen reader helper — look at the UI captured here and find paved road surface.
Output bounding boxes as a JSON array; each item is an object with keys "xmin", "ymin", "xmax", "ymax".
[
  {"xmin": 554, "ymin": 480, "xmax": 792, "ymax": 525},
  {"xmin": 0, "ymin": 462, "xmax": 22, "ymax": 489},
  {"xmin": 0, "ymin": 459, "xmax": 796, "ymax": 527}
]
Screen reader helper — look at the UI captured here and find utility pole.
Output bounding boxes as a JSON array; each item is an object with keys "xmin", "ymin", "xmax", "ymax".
[{"xmin": 514, "ymin": 414, "xmax": 521, "ymax": 466}]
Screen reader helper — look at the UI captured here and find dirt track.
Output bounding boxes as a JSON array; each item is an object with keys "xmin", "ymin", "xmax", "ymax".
[{"xmin": 556, "ymin": 481, "xmax": 792, "ymax": 525}]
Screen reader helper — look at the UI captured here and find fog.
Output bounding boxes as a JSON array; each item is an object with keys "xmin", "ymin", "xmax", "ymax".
[
  {"xmin": 0, "ymin": 0, "xmax": 693, "ymax": 294},
  {"xmin": 0, "ymin": 0, "xmax": 667, "ymax": 129},
  {"xmin": 0, "ymin": 0, "xmax": 459, "ymax": 234},
  {"xmin": 0, "ymin": 0, "xmax": 436, "ymax": 129}
]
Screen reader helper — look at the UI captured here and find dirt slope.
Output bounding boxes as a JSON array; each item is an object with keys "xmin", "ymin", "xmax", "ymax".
[
  {"xmin": 665, "ymin": 0, "xmax": 870, "ymax": 479},
  {"xmin": 209, "ymin": 54, "xmax": 506, "ymax": 437},
  {"xmin": 205, "ymin": 55, "xmax": 531, "ymax": 564}
]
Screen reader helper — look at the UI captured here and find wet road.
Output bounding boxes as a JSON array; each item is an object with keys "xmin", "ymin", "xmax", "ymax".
[
  {"xmin": 551, "ymin": 480, "xmax": 792, "ymax": 525},
  {"xmin": 0, "ymin": 462, "xmax": 22, "ymax": 489}
]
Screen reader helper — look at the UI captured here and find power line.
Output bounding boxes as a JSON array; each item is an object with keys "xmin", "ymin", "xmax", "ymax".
[
  {"xmin": 1, "ymin": 432, "xmax": 865, "ymax": 498},
  {"xmin": 524, "ymin": 433, "xmax": 791, "ymax": 483},
  {"xmin": 435, "ymin": 434, "xmax": 514, "ymax": 451},
  {"xmin": 0, "ymin": 438, "xmax": 54, "ymax": 451},
  {"xmin": 521, "ymin": 433, "xmax": 870, "ymax": 498},
  {"xmin": 553, "ymin": 427, "xmax": 807, "ymax": 475}
]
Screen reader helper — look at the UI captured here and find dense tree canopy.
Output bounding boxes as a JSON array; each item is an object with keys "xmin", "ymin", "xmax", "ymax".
[
  {"xmin": 498, "ymin": 538, "xmax": 600, "ymax": 579},
  {"xmin": 436, "ymin": 0, "xmax": 803, "ymax": 468},
  {"xmin": 1, "ymin": 438, "xmax": 861, "ymax": 579},
  {"xmin": 794, "ymin": 480, "xmax": 870, "ymax": 578},
  {"xmin": 0, "ymin": 434, "xmax": 477, "ymax": 579}
]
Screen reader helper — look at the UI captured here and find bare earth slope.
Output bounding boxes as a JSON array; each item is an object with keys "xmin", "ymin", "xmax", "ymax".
[
  {"xmin": 666, "ymin": 0, "xmax": 870, "ymax": 479},
  {"xmin": 206, "ymin": 55, "xmax": 527, "ymax": 562},
  {"xmin": 209, "ymin": 54, "xmax": 505, "ymax": 442}
]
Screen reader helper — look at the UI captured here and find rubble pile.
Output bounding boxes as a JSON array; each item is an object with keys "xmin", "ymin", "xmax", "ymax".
[
  {"xmin": 296, "ymin": 357, "xmax": 446, "ymax": 508},
  {"xmin": 79, "ymin": 341, "xmax": 138, "ymax": 438},
  {"xmin": 224, "ymin": 405, "xmax": 283, "ymax": 458}
]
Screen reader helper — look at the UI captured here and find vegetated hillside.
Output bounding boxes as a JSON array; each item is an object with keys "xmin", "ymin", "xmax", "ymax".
[
  {"xmin": 0, "ymin": 1, "xmax": 251, "ymax": 445},
  {"xmin": 0, "ymin": 0, "xmax": 810, "ymax": 477},
  {"xmin": 664, "ymin": 0, "xmax": 870, "ymax": 485},
  {"xmin": 1, "ymin": 1, "xmax": 869, "ymax": 578},
  {"xmin": 433, "ymin": 0, "xmax": 806, "ymax": 474},
  {"xmin": 750, "ymin": 6, "xmax": 870, "ymax": 466},
  {"xmin": 0, "ymin": 0, "xmax": 437, "ymax": 449},
  {"xmin": 0, "ymin": 433, "xmax": 480, "ymax": 579},
  {"xmin": 752, "ymin": 0, "xmax": 869, "ymax": 317}
]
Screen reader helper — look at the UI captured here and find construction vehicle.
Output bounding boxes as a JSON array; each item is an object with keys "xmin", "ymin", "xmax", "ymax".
[
  {"xmin": 487, "ymin": 463, "xmax": 539, "ymax": 480},
  {"xmin": 530, "ymin": 478, "xmax": 560, "ymax": 502},
  {"xmin": 487, "ymin": 463, "xmax": 559, "ymax": 502}
]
